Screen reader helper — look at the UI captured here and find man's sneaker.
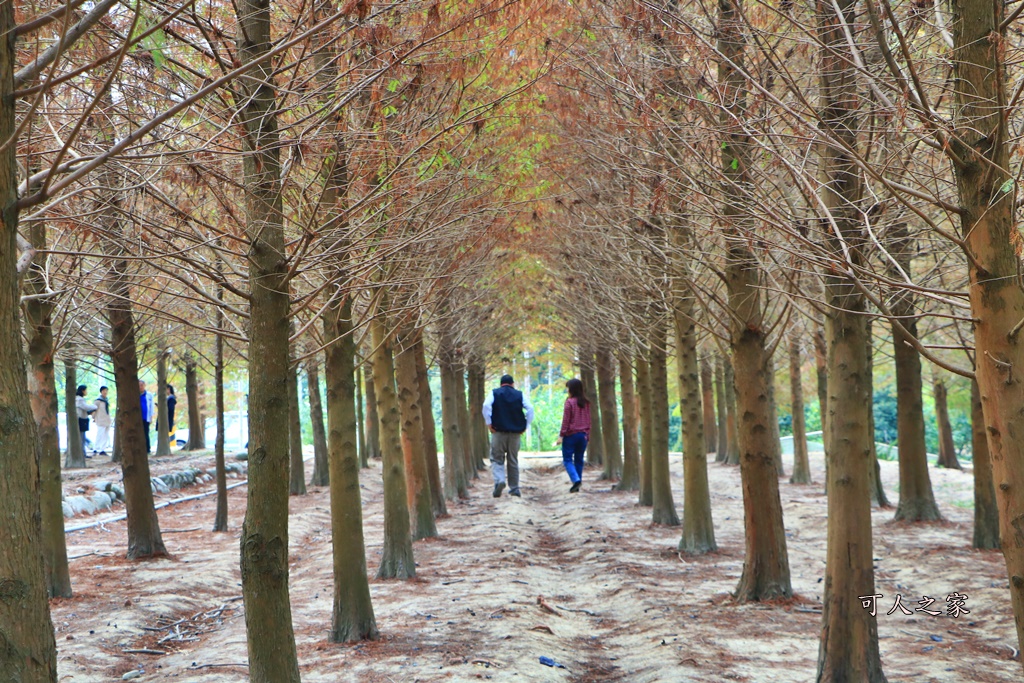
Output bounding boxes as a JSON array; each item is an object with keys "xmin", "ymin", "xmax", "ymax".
[
  {"xmin": 493, "ymin": 482, "xmax": 506, "ymax": 498},
  {"xmin": 509, "ymin": 489, "xmax": 521, "ymax": 498},
  {"xmin": 569, "ymin": 481, "xmax": 581, "ymax": 493}
]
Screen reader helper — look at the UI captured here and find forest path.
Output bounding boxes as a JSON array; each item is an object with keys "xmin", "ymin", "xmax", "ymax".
[{"xmin": 52, "ymin": 452, "xmax": 1020, "ymax": 682}]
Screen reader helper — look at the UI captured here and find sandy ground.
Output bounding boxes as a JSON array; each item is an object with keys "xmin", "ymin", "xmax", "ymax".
[{"xmin": 52, "ymin": 447, "xmax": 1020, "ymax": 682}]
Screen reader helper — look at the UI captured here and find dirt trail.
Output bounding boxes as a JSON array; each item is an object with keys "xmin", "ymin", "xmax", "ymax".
[{"xmin": 52, "ymin": 450, "xmax": 1020, "ymax": 682}]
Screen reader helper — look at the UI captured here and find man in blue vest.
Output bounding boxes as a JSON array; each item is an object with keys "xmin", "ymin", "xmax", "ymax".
[{"xmin": 482, "ymin": 374, "xmax": 534, "ymax": 498}]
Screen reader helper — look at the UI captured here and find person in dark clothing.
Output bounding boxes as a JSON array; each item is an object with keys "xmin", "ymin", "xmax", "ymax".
[
  {"xmin": 481, "ymin": 374, "xmax": 534, "ymax": 498},
  {"xmin": 139, "ymin": 380, "xmax": 153, "ymax": 454},
  {"xmin": 75, "ymin": 385, "xmax": 96, "ymax": 459},
  {"xmin": 557, "ymin": 378, "xmax": 592, "ymax": 493},
  {"xmin": 158, "ymin": 385, "xmax": 177, "ymax": 445}
]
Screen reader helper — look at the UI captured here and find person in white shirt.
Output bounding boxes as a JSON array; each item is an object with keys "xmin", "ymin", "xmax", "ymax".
[
  {"xmin": 74, "ymin": 385, "xmax": 96, "ymax": 458},
  {"xmin": 481, "ymin": 374, "xmax": 534, "ymax": 498},
  {"xmin": 92, "ymin": 386, "xmax": 112, "ymax": 456}
]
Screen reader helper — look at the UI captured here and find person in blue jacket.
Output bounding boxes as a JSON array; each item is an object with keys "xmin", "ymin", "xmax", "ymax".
[
  {"xmin": 482, "ymin": 374, "xmax": 534, "ymax": 498},
  {"xmin": 139, "ymin": 380, "xmax": 153, "ymax": 454}
]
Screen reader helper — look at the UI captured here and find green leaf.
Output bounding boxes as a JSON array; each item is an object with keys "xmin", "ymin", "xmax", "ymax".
[
  {"xmin": 1000, "ymin": 179, "xmax": 1014, "ymax": 194},
  {"xmin": 387, "ymin": 79, "xmax": 400, "ymax": 93},
  {"xmin": 730, "ymin": 158, "xmax": 739, "ymax": 170}
]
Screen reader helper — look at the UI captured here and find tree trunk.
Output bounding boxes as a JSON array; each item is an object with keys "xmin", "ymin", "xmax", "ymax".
[
  {"xmin": 701, "ymin": 355, "xmax": 717, "ymax": 455},
  {"xmin": 394, "ymin": 329, "xmax": 437, "ymax": 540},
  {"xmin": 617, "ymin": 351, "xmax": 640, "ymax": 491},
  {"xmin": 650, "ymin": 320, "xmax": 680, "ymax": 526},
  {"xmin": 356, "ymin": 362, "xmax": 368, "ymax": 469},
  {"xmin": 864, "ymin": 323, "xmax": 889, "ymax": 508},
  {"xmin": 0, "ymin": 26, "xmax": 58, "ymax": 667},
  {"xmin": 364, "ymin": 360, "xmax": 381, "ymax": 460},
  {"xmin": 890, "ymin": 256, "xmax": 940, "ymax": 519},
  {"xmin": 972, "ymin": 379, "xmax": 999, "ymax": 549},
  {"xmin": 371, "ymin": 315, "xmax": 415, "ymax": 579},
  {"xmin": 213, "ymin": 298, "xmax": 228, "ymax": 532},
  {"xmin": 111, "ymin": 407, "xmax": 122, "ymax": 463},
  {"xmin": 723, "ymin": 357, "xmax": 740, "ymax": 465},
  {"xmin": 766, "ymin": 352, "xmax": 785, "ymax": 477},
  {"xmin": 155, "ymin": 348, "xmax": 171, "ymax": 457},
  {"xmin": 815, "ymin": 0, "xmax": 884, "ymax": 674},
  {"xmin": 440, "ymin": 354, "xmax": 469, "ymax": 501},
  {"xmin": 580, "ymin": 350, "xmax": 604, "ymax": 467},
  {"xmin": 637, "ymin": 352, "xmax": 654, "ymax": 506},
  {"xmin": 455, "ymin": 360, "xmax": 476, "ymax": 480},
  {"xmin": 96, "ymin": 155, "xmax": 166, "ymax": 560},
  {"xmin": 468, "ymin": 358, "xmax": 490, "ymax": 472},
  {"xmin": 235, "ymin": 0, "xmax": 301, "ymax": 670},
  {"xmin": 184, "ymin": 355, "xmax": 205, "ymax": 450},
  {"xmin": 949, "ymin": 0, "xmax": 1024, "ymax": 653},
  {"xmin": 933, "ymin": 374, "xmax": 961, "ymax": 470},
  {"xmin": 24, "ymin": 220, "xmax": 71, "ymax": 597},
  {"xmin": 308, "ymin": 356, "xmax": 330, "ymax": 487},
  {"xmin": 324, "ymin": 297, "xmax": 378, "ymax": 641},
  {"xmin": 287, "ymin": 354, "xmax": 307, "ymax": 495},
  {"xmin": 415, "ymin": 339, "xmax": 446, "ymax": 516},
  {"xmin": 673, "ymin": 290, "xmax": 715, "ymax": 552},
  {"xmin": 63, "ymin": 357, "xmax": 85, "ymax": 468},
  {"xmin": 715, "ymin": 354, "xmax": 728, "ymax": 462},
  {"xmin": 789, "ymin": 333, "xmax": 811, "ymax": 484},
  {"xmin": 596, "ymin": 347, "xmax": 622, "ymax": 480}
]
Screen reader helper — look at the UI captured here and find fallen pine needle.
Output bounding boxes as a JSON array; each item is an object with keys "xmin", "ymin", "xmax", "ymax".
[
  {"xmin": 123, "ymin": 648, "xmax": 166, "ymax": 656},
  {"xmin": 530, "ymin": 624, "xmax": 555, "ymax": 635}
]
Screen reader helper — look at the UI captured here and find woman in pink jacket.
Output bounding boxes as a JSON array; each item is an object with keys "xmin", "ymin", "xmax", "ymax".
[{"xmin": 557, "ymin": 378, "xmax": 592, "ymax": 493}]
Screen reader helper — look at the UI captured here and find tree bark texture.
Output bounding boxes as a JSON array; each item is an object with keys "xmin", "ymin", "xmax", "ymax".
[
  {"xmin": 789, "ymin": 333, "xmax": 811, "ymax": 485},
  {"xmin": 288, "ymin": 358, "xmax": 307, "ymax": 495},
  {"xmin": 235, "ymin": 0, "xmax": 301, "ymax": 670},
  {"xmin": 932, "ymin": 374, "xmax": 960, "ymax": 470},
  {"xmin": 308, "ymin": 357, "xmax": 330, "ymax": 487},
  {"xmin": 673, "ymin": 289, "xmax": 715, "ymax": 552},
  {"xmin": 596, "ymin": 347, "xmax": 622, "ymax": 480},
  {"xmin": 637, "ymin": 353, "xmax": 654, "ymax": 506},
  {"xmin": 394, "ymin": 329, "xmax": 437, "ymax": 540},
  {"xmin": 468, "ymin": 358, "xmax": 490, "ymax": 472},
  {"xmin": 948, "ymin": 0, "xmax": 1024, "ymax": 655},
  {"xmin": 864, "ymin": 323, "xmax": 889, "ymax": 508},
  {"xmin": 617, "ymin": 351, "xmax": 641, "ymax": 492},
  {"xmin": 579, "ymin": 350, "xmax": 604, "ymax": 467},
  {"xmin": 371, "ymin": 315, "xmax": 415, "ymax": 579},
  {"xmin": 214, "ymin": 305, "xmax": 228, "ymax": 532},
  {"xmin": 890, "ymin": 254, "xmax": 940, "ymax": 520},
  {"xmin": 718, "ymin": 0, "xmax": 792, "ymax": 602},
  {"xmin": 715, "ymin": 354, "xmax": 728, "ymax": 462},
  {"xmin": 701, "ymin": 355, "xmax": 717, "ymax": 455},
  {"xmin": 184, "ymin": 355, "xmax": 205, "ymax": 450},
  {"xmin": 364, "ymin": 360, "xmax": 381, "ymax": 460},
  {"xmin": 724, "ymin": 357, "xmax": 740, "ymax": 466},
  {"xmin": 24, "ymin": 221, "xmax": 71, "ymax": 597},
  {"xmin": 815, "ymin": 0, "xmax": 885, "ymax": 674},
  {"xmin": 324, "ymin": 297, "xmax": 378, "ymax": 641},
  {"xmin": 415, "ymin": 339, "xmax": 446, "ymax": 516},
  {"xmin": 649, "ymin": 320, "xmax": 680, "ymax": 526},
  {"xmin": 63, "ymin": 357, "xmax": 84, "ymax": 468},
  {"xmin": 440, "ymin": 347, "xmax": 469, "ymax": 501},
  {"xmin": 454, "ymin": 360, "xmax": 476, "ymax": 479},
  {"xmin": 0, "ymin": 29, "xmax": 60, "ymax": 667},
  {"xmin": 972, "ymin": 379, "xmax": 999, "ymax": 550},
  {"xmin": 356, "ymin": 363, "xmax": 368, "ymax": 469}
]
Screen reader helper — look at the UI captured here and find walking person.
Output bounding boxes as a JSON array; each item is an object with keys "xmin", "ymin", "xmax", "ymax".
[
  {"xmin": 158, "ymin": 385, "xmax": 177, "ymax": 446},
  {"xmin": 557, "ymin": 378, "xmax": 591, "ymax": 493},
  {"xmin": 93, "ymin": 386, "xmax": 112, "ymax": 456},
  {"xmin": 482, "ymin": 374, "xmax": 534, "ymax": 498},
  {"xmin": 139, "ymin": 380, "xmax": 153, "ymax": 454},
  {"xmin": 75, "ymin": 385, "xmax": 97, "ymax": 459}
]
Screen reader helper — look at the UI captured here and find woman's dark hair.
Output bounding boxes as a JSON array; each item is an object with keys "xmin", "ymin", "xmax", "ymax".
[
  {"xmin": 566, "ymin": 378, "xmax": 589, "ymax": 409},
  {"xmin": 76, "ymin": 385, "xmax": 87, "ymax": 397},
  {"xmin": 167, "ymin": 385, "xmax": 175, "ymax": 394}
]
